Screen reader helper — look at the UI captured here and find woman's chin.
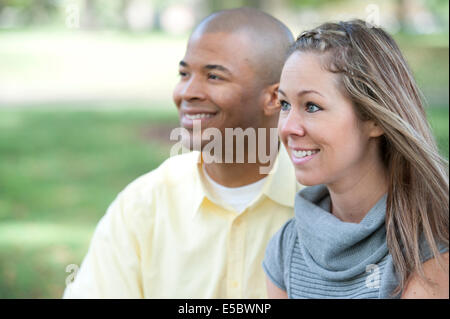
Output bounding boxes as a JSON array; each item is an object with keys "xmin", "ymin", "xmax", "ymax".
[{"xmin": 295, "ymin": 173, "xmax": 322, "ymax": 187}]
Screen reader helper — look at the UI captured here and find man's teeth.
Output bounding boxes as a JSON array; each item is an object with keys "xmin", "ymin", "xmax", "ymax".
[
  {"xmin": 185, "ymin": 113, "xmax": 214, "ymax": 120},
  {"xmin": 292, "ymin": 150, "xmax": 319, "ymax": 158}
]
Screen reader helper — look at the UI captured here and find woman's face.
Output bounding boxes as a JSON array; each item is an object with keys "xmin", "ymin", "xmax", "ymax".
[{"xmin": 278, "ymin": 51, "xmax": 382, "ymax": 188}]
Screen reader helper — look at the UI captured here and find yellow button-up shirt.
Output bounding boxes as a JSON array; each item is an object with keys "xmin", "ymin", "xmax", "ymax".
[{"xmin": 63, "ymin": 145, "xmax": 301, "ymax": 298}]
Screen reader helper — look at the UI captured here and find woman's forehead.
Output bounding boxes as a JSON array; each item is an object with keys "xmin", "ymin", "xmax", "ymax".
[{"xmin": 280, "ymin": 51, "xmax": 347, "ymax": 100}]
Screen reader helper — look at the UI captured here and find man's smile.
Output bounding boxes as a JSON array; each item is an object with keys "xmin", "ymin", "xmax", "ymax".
[{"xmin": 180, "ymin": 108, "xmax": 218, "ymax": 128}]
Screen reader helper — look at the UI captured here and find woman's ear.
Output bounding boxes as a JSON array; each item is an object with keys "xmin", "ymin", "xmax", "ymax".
[
  {"xmin": 367, "ymin": 121, "xmax": 384, "ymax": 138},
  {"xmin": 262, "ymin": 83, "xmax": 280, "ymax": 116}
]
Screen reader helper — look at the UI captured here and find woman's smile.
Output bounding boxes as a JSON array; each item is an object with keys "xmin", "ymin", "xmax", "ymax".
[{"xmin": 289, "ymin": 148, "xmax": 320, "ymax": 165}]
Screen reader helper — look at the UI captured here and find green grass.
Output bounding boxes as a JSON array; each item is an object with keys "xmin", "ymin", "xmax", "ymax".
[
  {"xmin": 0, "ymin": 107, "xmax": 178, "ymax": 298},
  {"xmin": 0, "ymin": 106, "xmax": 448, "ymax": 298}
]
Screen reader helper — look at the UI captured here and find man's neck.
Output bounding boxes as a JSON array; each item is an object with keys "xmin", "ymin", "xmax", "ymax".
[
  {"xmin": 203, "ymin": 161, "xmax": 270, "ymax": 187},
  {"xmin": 201, "ymin": 130, "xmax": 280, "ymax": 187}
]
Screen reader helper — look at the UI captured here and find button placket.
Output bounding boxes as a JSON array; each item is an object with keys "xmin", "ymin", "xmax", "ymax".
[{"xmin": 227, "ymin": 214, "xmax": 246, "ymax": 298}]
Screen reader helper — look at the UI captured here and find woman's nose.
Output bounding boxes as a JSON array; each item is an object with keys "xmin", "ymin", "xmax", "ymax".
[{"xmin": 279, "ymin": 108, "xmax": 306, "ymax": 139}]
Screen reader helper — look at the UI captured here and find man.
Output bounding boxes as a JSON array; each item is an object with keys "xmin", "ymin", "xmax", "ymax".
[{"xmin": 63, "ymin": 7, "xmax": 300, "ymax": 298}]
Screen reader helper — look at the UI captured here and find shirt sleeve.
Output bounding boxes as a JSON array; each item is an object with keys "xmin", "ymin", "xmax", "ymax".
[
  {"xmin": 62, "ymin": 189, "xmax": 145, "ymax": 298},
  {"xmin": 262, "ymin": 219, "xmax": 295, "ymax": 292}
]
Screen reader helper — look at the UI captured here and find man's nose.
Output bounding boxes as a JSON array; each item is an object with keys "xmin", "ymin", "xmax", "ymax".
[{"xmin": 180, "ymin": 76, "xmax": 206, "ymax": 101}]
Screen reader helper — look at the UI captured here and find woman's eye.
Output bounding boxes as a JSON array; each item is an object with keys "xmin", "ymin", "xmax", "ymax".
[
  {"xmin": 279, "ymin": 100, "xmax": 291, "ymax": 112},
  {"xmin": 306, "ymin": 102, "xmax": 321, "ymax": 113},
  {"xmin": 178, "ymin": 71, "xmax": 187, "ymax": 77}
]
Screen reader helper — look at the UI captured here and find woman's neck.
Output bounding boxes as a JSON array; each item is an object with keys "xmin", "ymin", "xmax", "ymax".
[{"xmin": 327, "ymin": 151, "xmax": 388, "ymax": 224}]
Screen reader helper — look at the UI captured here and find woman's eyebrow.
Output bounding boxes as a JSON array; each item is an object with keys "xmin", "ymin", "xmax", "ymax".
[
  {"xmin": 277, "ymin": 88, "xmax": 323, "ymax": 97},
  {"xmin": 297, "ymin": 89, "xmax": 323, "ymax": 97}
]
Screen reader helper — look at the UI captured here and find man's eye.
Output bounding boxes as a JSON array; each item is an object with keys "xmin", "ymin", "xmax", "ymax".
[
  {"xmin": 306, "ymin": 102, "xmax": 321, "ymax": 113},
  {"xmin": 208, "ymin": 73, "xmax": 222, "ymax": 80},
  {"xmin": 279, "ymin": 100, "xmax": 291, "ymax": 111}
]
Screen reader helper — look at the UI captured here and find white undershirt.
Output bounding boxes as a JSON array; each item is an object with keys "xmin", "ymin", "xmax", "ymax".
[{"xmin": 202, "ymin": 164, "xmax": 268, "ymax": 213}]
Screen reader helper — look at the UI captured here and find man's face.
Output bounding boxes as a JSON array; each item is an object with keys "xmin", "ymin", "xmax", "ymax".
[{"xmin": 172, "ymin": 31, "xmax": 265, "ymax": 150}]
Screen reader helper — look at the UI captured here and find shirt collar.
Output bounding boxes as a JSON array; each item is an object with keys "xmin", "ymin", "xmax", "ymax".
[
  {"xmin": 191, "ymin": 151, "xmax": 207, "ymax": 218},
  {"xmin": 190, "ymin": 144, "xmax": 300, "ymax": 219}
]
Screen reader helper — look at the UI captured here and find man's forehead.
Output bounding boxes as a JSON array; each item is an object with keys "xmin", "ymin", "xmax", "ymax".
[
  {"xmin": 182, "ymin": 31, "xmax": 255, "ymax": 69},
  {"xmin": 187, "ymin": 30, "xmax": 250, "ymax": 51}
]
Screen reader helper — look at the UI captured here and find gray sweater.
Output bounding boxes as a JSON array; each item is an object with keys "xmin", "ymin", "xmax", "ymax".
[{"xmin": 263, "ymin": 185, "xmax": 448, "ymax": 299}]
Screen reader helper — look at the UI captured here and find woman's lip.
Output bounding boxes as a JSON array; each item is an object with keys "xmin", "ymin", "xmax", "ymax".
[
  {"xmin": 288, "ymin": 147, "xmax": 320, "ymax": 151},
  {"xmin": 290, "ymin": 149, "xmax": 320, "ymax": 165}
]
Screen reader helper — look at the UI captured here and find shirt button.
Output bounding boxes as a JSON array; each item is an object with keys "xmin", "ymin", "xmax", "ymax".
[{"xmin": 232, "ymin": 281, "xmax": 239, "ymax": 288}]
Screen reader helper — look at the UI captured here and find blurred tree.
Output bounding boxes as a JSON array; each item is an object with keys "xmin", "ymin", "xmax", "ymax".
[
  {"xmin": 81, "ymin": 0, "xmax": 98, "ymax": 29},
  {"xmin": 208, "ymin": 0, "xmax": 264, "ymax": 12},
  {"xmin": 0, "ymin": 0, "xmax": 59, "ymax": 25},
  {"xmin": 396, "ymin": 0, "xmax": 448, "ymax": 33},
  {"xmin": 80, "ymin": 0, "xmax": 129, "ymax": 30},
  {"xmin": 424, "ymin": 0, "xmax": 449, "ymax": 30},
  {"xmin": 395, "ymin": 0, "xmax": 409, "ymax": 32},
  {"xmin": 287, "ymin": 0, "xmax": 347, "ymax": 8}
]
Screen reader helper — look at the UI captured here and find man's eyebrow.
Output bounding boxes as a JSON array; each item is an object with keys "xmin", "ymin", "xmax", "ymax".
[
  {"xmin": 179, "ymin": 61, "xmax": 231, "ymax": 75},
  {"xmin": 277, "ymin": 88, "xmax": 323, "ymax": 98},
  {"xmin": 204, "ymin": 64, "xmax": 231, "ymax": 75}
]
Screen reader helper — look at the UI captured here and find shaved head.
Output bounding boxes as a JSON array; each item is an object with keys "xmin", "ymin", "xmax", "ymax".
[{"xmin": 190, "ymin": 7, "xmax": 294, "ymax": 86}]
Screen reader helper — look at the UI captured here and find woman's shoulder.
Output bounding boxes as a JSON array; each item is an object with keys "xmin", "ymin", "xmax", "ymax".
[
  {"xmin": 264, "ymin": 218, "xmax": 298, "ymax": 266},
  {"xmin": 263, "ymin": 218, "xmax": 298, "ymax": 292},
  {"xmin": 266, "ymin": 218, "xmax": 298, "ymax": 255}
]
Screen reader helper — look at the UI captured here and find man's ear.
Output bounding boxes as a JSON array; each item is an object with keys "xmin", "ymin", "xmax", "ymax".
[{"xmin": 262, "ymin": 83, "xmax": 280, "ymax": 116}]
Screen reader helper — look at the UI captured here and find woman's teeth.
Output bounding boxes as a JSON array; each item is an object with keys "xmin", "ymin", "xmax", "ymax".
[
  {"xmin": 185, "ymin": 113, "xmax": 214, "ymax": 120},
  {"xmin": 292, "ymin": 149, "xmax": 319, "ymax": 158}
]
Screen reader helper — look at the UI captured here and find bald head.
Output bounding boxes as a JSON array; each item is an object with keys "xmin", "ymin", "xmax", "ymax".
[{"xmin": 190, "ymin": 7, "xmax": 294, "ymax": 86}]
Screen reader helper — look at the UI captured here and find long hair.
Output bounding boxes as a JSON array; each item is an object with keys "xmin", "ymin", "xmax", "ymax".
[{"xmin": 289, "ymin": 19, "xmax": 449, "ymax": 295}]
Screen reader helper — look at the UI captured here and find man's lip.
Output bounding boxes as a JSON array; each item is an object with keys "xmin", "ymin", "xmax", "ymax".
[
  {"xmin": 181, "ymin": 108, "xmax": 218, "ymax": 115},
  {"xmin": 180, "ymin": 109, "xmax": 218, "ymax": 129}
]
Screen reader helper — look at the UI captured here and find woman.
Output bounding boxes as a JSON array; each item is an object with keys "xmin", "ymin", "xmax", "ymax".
[{"xmin": 263, "ymin": 20, "xmax": 449, "ymax": 298}]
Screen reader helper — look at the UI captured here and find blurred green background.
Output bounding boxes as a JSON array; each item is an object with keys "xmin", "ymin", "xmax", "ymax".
[{"xmin": 0, "ymin": 0, "xmax": 448, "ymax": 298}]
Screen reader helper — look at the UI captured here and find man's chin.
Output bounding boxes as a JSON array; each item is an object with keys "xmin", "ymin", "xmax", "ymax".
[{"xmin": 180, "ymin": 132, "xmax": 204, "ymax": 152}]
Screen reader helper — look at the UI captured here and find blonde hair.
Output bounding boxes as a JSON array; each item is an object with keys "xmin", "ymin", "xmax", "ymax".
[{"xmin": 290, "ymin": 20, "xmax": 449, "ymax": 295}]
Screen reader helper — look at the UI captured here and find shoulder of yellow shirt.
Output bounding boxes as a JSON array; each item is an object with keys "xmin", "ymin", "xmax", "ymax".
[
  {"xmin": 110, "ymin": 151, "xmax": 199, "ymax": 220},
  {"xmin": 123, "ymin": 151, "xmax": 198, "ymax": 195}
]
